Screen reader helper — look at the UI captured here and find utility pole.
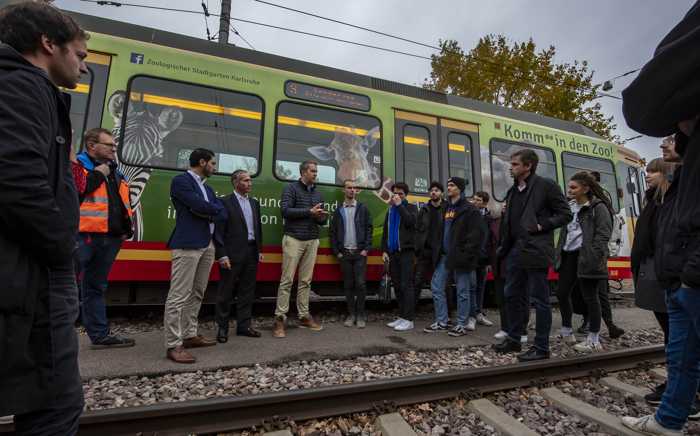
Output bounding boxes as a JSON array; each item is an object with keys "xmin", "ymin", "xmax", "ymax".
[{"xmin": 218, "ymin": 0, "xmax": 231, "ymax": 45}]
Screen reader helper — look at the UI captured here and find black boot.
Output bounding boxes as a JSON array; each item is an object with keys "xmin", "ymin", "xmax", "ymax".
[
  {"xmin": 492, "ymin": 340, "xmax": 522, "ymax": 354},
  {"xmin": 517, "ymin": 346, "xmax": 550, "ymax": 362}
]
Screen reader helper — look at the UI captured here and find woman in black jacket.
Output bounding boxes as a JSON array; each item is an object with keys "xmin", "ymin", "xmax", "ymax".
[
  {"xmin": 632, "ymin": 158, "xmax": 678, "ymax": 341},
  {"xmin": 555, "ymin": 172, "xmax": 613, "ymax": 353}
]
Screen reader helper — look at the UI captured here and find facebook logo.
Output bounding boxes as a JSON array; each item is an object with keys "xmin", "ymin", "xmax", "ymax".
[{"xmin": 130, "ymin": 53, "xmax": 144, "ymax": 64}]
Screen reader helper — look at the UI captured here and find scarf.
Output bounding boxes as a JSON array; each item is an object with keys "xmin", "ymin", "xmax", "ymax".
[{"xmin": 387, "ymin": 201, "xmax": 406, "ymax": 253}]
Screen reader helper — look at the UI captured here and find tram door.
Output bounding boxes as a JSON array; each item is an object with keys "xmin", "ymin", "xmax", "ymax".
[
  {"xmin": 439, "ymin": 118, "xmax": 480, "ymax": 197},
  {"xmin": 394, "ymin": 110, "xmax": 439, "ymax": 202},
  {"xmin": 394, "ymin": 110, "xmax": 481, "ymax": 202}
]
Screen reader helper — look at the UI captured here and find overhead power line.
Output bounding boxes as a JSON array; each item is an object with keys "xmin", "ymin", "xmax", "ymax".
[
  {"xmin": 79, "ymin": 0, "xmax": 633, "ymax": 94},
  {"xmin": 230, "ymin": 24, "xmax": 255, "ymax": 50},
  {"xmin": 201, "ymin": 1, "xmax": 213, "ymax": 41},
  {"xmin": 252, "ymin": 0, "xmax": 441, "ymax": 51}
]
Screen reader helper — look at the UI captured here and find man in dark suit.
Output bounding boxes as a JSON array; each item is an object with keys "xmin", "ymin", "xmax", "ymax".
[
  {"xmin": 214, "ymin": 169, "xmax": 263, "ymax": 342},
  {"xmin": 164, "ymin": 148, "xmax": 224, "ymax": 364}
]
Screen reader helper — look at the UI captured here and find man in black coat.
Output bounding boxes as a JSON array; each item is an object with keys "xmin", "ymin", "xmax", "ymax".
[
  {"xmin": 330, "ymin": 180, "xmax": 372, "ymax": 328},
  {"xmin": 214, "ymin": 170, "xmax": 263, "ymax": 342},
  {"xmin": 493, "ymin": 149, "xmax": 572, "ymax": 362},
  {"xmin": 621, "ymin": 3, "xmax": 700, "ymax": 433},
  {"xmin": 381, "ymin": 182, "xmax": 419, "ymax": 331},
  {"xmin": 0, "ymin": 3, "xmax": 89, "ymax": 434},
  {"xmin": 415, "ymin": 181, "xmax": 445, "ymax": 299}
]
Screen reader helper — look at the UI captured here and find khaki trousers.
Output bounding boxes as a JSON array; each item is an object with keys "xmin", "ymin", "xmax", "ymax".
[
  {"xmin": 164, "ymin": 241, "xmax": 215, "ymax": 348},
  {"xmin": 274, "ymin": 235, "xmax": 319, "ymax": 319}
]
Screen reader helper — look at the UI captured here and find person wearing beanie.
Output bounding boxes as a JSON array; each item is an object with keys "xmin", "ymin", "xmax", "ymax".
[{"xmin": 424, "ymin": 177, "xmax": 484, "ymax": 337}]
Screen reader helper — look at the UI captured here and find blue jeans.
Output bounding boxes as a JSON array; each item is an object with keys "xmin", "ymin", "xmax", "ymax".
[
  {"xmin": 656, "ymin": 287, "xmax": 700, "ymax": 430},
  {"xmin": 78, "ymin": 233, "xmax": 122, "ymax": 342},
  {"xmin": 470, "ymin": 266, "xmax": 487, "ymax": 318},
  {"xmin": 504, "ymin": 249, "xmax": 551, "ymax": 352},
  {"xmin": 430, "ymin": 255, "xmax": 475, "ymax": 327}
]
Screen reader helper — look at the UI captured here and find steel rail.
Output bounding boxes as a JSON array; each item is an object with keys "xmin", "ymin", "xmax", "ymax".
[{"xmin": 1, "ymin": 345, "xmax": 664, "ymax": 435}]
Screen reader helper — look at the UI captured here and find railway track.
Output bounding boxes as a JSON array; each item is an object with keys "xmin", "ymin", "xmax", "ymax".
[{"xmin": 0, "ymin": 344, "xmax": 664, "ymax": 435}]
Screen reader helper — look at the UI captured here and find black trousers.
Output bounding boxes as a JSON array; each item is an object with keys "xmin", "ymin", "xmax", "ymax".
[
  {"xmin": 557, "ymin": 250, "xmax": 603, "ymax": 334},
  {"xmin": 574, "ymin": 278, "xmax": 616, "ymax": 329},
  {"xmin": 215, "ymin": 242, "xmax": 258, "ymax": 332},
  {"xmin": 414, "ymin": 254, "xmax": 433, "ymax": 300},
  {"xmin": 390, "ymin": 250, "xmax": 415, "ymax": 321},
  {"xmin": 14, "ymin": 264, "xmax": 84, "ymax": 436},
  {"xmin": 340, "ymin": 250, "xmax": 368, "ymax": 318}
]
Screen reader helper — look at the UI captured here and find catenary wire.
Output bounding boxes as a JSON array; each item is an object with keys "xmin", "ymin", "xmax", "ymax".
[
  {"xmin": 252, "ymin": 0, "xmax": 441, "ymax": 51},
  {"xmin": 79, "ymin": 0, "xmax": 633, "ymax": 93}
]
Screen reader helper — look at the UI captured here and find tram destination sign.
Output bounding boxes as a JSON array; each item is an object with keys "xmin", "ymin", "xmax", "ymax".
[{"xmin": 285, "ymin": 81, "xmax": 371, "ymax": 111}]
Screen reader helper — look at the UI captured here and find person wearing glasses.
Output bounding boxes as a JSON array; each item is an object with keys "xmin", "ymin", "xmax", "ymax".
[{"xmin": 76, "ymin": 127, "xmax": 135, "ymax": 349}]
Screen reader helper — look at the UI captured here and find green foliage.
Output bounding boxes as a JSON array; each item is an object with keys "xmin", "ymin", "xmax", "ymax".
[{"xmin": 425, "ymin": 35, "xmax": 618, "ymax": 142}]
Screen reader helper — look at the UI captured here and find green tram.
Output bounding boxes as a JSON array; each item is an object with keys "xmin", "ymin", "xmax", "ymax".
[{"xmin": 48, "ymin": 7, "xmax": 645, "ymax": 304}]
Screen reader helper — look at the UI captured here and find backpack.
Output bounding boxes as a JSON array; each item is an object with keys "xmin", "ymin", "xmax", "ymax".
[{"xmin": 608, "ymin": 213, "xmax": 625, "ymax": 258}]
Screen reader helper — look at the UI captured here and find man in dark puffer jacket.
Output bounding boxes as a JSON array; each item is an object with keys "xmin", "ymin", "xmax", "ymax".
[{"xmin": 273, "ymin": 160, "xmax": 328, "ymax": 338}]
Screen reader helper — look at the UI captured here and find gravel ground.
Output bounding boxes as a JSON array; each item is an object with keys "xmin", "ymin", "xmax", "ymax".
[
  {"xmin": 400, "ymin": 399, "xmax": 498, "ymax": 436},
  {"xmin": 558, "ymin": 375, "xmax": 700, "ymax": 435},
  {"xmin": 82, "ymin": 327, "xmax": 663, "ymax": 411},
  {"xmin": 490, "ymin": 387, "xmax": 610, "ymax": 435},
  {"xmin": 214, "ymin": 412, "xmax": 379, "ymax": 436}
]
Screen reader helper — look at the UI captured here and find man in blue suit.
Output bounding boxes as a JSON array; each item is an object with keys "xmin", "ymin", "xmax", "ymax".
[{"xmin": 164, "ymin": 148, "xmax": 224, "ymax": 364}]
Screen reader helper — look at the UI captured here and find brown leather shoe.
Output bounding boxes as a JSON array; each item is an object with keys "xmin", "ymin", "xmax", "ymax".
[
  {"xmin": 272, "ymin": 316, "xmax": 286, "ymax": 338},
  {"xmin": 166, "ymin": 346, "xmax": 196, "ymax": 364},
  {"xmin": 299, "ymin": 315, "xmax": 323, "ymax": 331},
  {"xmin": 183, "ymin": 335, "xmax": 217, "ymax": 348}
]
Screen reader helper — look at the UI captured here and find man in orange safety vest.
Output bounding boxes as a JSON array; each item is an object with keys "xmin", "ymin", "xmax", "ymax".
[{"xmin": 76, "ymin": 127, "xmax": 134, "ymax": 349}]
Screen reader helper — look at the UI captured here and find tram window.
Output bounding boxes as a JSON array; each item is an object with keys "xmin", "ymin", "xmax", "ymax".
[
  {"xmin": 628, "ymin": 166, "xmax": 642, "ymax": 216},
  {"xmin": 61, "ymin": 56, "xmax": 110, "ymax": 150},
  {"xmin": 121, "ymin": 76, "xmax": 264, "ymax": 175},
  {"xmin": 62, "ymin": 69, "xmax": 92, "ymax": 150},
  {"xmin": 490, "ymin": 139, "xmax": 557, "ymax": 201},
  {"xmin": 562, "ymin": 152, "xmax": 619, "ymax": 212},
  {"xmin": 402, "ymin": 125, "xmax": 431, "ymax": 194},
  {"xmin": 274, "ymin": 101, "xmax": 382, "ymax": 188},
  {"xmin": 447, "ymin": 132, "xmax": 474, "ymax": 196}
]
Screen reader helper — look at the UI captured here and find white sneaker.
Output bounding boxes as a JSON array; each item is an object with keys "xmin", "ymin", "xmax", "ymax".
[
  {"xmin": 521, "ymin": 335, "xmax": 528, "ymax": 344},
  {"xmin": 494, "ymin": 330, "xmax": 508, "ymax": 339},
  {"xmin": 476, "ymin": 313, "xmax": 494, "ymax": 326},
  {"xmin": 573, "ymin": 339, "xmax": 603, "ymax": 353},
  {"xmin": 387, "ymin": 318, "xmax": 404, "ymax": 328},
  {"xmin": 621, "ymin": 415, "xmax": 682, "ymax": 435},
  {"xmin": 466, "ymin": 317, "xmax": 477, "ymax": 331},
  {"xmin": 394, "ymin": 319, "xmax": 414, "ymax": 331}
]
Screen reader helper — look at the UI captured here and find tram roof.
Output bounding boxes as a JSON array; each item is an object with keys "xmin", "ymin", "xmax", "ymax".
[{"xmin": 62, "ymin": 7, "xmax": 602, "ymax": 139}]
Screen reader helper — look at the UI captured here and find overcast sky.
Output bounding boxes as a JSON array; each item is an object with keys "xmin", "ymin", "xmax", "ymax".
[{"xmin": 56, "ymin": 0, "xmax": 695, "ymax": 163}]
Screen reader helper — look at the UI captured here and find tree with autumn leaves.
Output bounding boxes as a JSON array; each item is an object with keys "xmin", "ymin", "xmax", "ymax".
[{"xmin": 425, "ymin": 36, "xmax": 618, "ymax": 141}]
